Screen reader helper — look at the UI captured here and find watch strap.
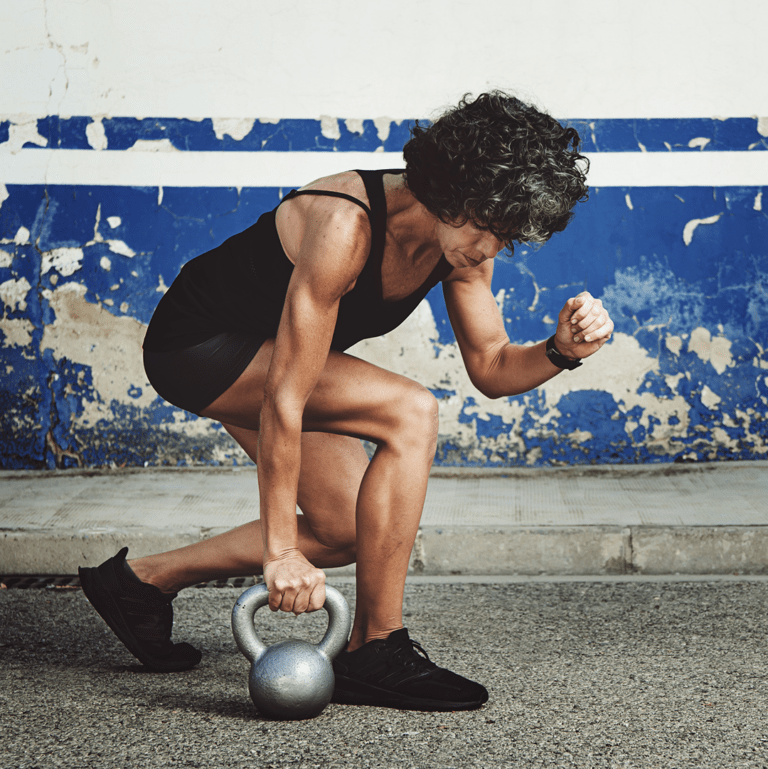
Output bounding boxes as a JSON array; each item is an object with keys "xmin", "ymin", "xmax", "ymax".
[{"xmin": 546, "ymin": 335, "xmax": 582, "ymax": 370}]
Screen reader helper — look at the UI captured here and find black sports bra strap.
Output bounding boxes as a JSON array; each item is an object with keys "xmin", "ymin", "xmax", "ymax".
[{"xmin": 283, "ymin": 188, "xmax": 372, "ymax": 218}]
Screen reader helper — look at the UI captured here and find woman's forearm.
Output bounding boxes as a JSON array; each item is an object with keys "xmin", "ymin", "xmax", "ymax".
[
  {"xmin": 256, "ymin": 399, "xmax": 304, "ymax": 560},
  {"xmin": 479, "ymin": 339, "xmax": 571, "ymax": 399}
]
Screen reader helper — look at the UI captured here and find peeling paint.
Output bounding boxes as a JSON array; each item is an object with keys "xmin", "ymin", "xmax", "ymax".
[
  {"xmin": 666, "ymin": 336, "xmax": 683, "ymax": 356},
  {"xmin": 758, "ymin": 118, "xmax": 768, "ymax": 137},
  {"xmin": 40, "ymin": 283, "xmax": 156, "ymax": 423},
  {"xmin": 85, "ymin": 117, "xmax": 108, "ymax": 150},
  {"xmin": 127, "ymin": 139, "xmax": 178, "ymax": 152},
  {"xmin": 0, "ymin": 277, "xmax": 33, "ymax": 313},
  {"xmin": 688, "ymin": 137, "xmax": 711, "ymax": 150},
  {"xmin": 0, "ymin": 120, "xmax": 48, "ymax": 153},
  {"xmin": 319, "ymin": 116, "xmax": 341, "ymax": 141},
  {"xmin": 4, "ymin": 116, "xmax": 766, "ymax": 154},
  {"xmin": 212, "ymin": 118, "xmax": 256, "ymax": 141},
  {"xmin": 344, "ymin": 119, "xmax": 365, "ymax": 136},
  {"xmin": 688, "ymin": 327, "xmax": 733, "ymax": 375},
  {"xmin": 682, "ymin": 213, "xmax": 723, "ymax": 246},
  {"xmin": 701, "ymin": 385, "xmax": 721, "ymax": 410},
  {"xmin": 0, "ymin": 318, "xmax": 35, "ymax": 347},
  {"xmin": 0, "ymin": 184, "xmax": 8, "ymax": 211},
  {"xmin": 41, "ymin": 247, "xmax": 84, "ymax": 277},
  {"xmin": 106, "ymin": 240, "xmax": 135, "ymax": 258},
  {"xmin": 1, "ymin": 138, "xmax": 766, "ymax": 468},
  {"xmin": 373, "ymin": 117, "xmax": 392, "ymax": 142},
  {"xmin": 755, "ymin": 191, "xmax": 763, "ymax": 211}
]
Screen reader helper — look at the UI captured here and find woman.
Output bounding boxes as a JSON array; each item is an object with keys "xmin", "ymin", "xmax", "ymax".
[{"xmin": 79, "ymin": 91, "xmax": 613, "ymax": 711}]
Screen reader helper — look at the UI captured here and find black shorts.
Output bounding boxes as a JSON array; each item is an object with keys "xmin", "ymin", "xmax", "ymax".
[{"xmin": 143, "ymin": 332, "xmax": 268, "ymax": 415}]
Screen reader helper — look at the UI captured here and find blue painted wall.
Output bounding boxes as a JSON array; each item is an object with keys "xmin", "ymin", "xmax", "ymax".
[{"xmin": 1, "ymin": 117, "xmax": 767, "ymax": 468}]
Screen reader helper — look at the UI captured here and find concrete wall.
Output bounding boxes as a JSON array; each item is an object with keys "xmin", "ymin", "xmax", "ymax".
[{"xmin": 1, "ymin": 0, "xmax": 767, "ymax": 469}]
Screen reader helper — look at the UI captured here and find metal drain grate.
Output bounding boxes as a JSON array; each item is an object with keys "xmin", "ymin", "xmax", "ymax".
[
  {"xmin": 1, "ymin": 576, "xmax": 82, "ymax": 589},
  {"xmin": 1, "ymin": 575, "xmax": 263, "ymax": 590},
  {"xmin": 193, "ymin": 576, "xmax": 263, "ymax": 589}
]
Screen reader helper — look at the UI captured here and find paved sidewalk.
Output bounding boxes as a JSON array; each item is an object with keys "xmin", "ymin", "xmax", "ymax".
[{"xmin": 1, "ymin": 461, "xmax": 767, "ymax": 575}]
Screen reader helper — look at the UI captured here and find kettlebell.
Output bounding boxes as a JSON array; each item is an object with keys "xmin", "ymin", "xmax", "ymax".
[{"xmin": 231, "ymin": 582, "xmax": 351, "ymax": 720}]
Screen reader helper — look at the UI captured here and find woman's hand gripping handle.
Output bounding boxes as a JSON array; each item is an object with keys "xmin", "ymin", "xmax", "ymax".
[{"xmin": 263, "ymin": 549, "xmax": 327, "ymax": 615}]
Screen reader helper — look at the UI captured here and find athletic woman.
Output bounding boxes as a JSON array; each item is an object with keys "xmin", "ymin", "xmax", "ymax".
[{"xmin": 79, "ymin": 91, "xmax": 614, "ymax": 711}]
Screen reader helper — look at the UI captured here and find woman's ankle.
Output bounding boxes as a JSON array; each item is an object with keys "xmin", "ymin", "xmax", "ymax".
[
  {"xmin": 346, "ymin": 624, "xmax": 404, "ymax": 652},
  {"xmin": 126, "ymin": 557, "xmax": 180, "ymax": 595}
]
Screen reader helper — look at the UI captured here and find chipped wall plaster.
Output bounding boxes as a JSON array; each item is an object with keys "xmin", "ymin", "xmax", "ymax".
[
  {"xmin": 0, "ymin": 277, "xmax": 33, "ymax": 313},
  {"xmin": 39, "ymin": 282, "xmax": 156, "ymax": 421},
  {"xmin": 85, "ymin": 118, "xmax": 108, "ymax": 150},
  {"xmin": 683, "ymin": 213, "xmax": 723, "ymax": 246},
  {"xmin": 1, "ymin": 142, "xmax": 766, "ymax": 468},
  {"xmin": 212, "ymin": 118, "xmax": 256, "ymax": 141},
  {"xmin": 0, "ymin": 121, "xmax": 48, "ymax": 153},
  {"xmin": 688, "ymin": 327, "xmax": 734, "ymax": 376},
  {"xmin": 1, "ymin": 318, "xmax": 35, "ymax": 348},
  {"xmin": 320, "ymin": 116, "xmax": 341, "ymax": 141},
  {"xmin": 41, "ymin": 247, "xmax": 84, "ymax": 277}
]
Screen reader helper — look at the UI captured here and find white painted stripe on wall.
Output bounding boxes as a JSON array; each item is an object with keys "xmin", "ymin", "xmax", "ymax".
[{"xmin": 2, "ymin": 149, "xmax": 767, "ymax": 188}]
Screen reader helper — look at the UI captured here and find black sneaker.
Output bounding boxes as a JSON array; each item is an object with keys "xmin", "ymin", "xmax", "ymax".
[
  {"xmin": 331, "ymin": 628, "xmax": 488, "ymax": 711},
  {"xmin": 78, "ymin": 547, "xmax": 201, "ymax": 672}
]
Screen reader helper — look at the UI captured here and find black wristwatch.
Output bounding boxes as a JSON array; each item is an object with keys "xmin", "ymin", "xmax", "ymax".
[{"xmin": 545, "ymin": 335, "xmax": 582, "ymax": 370}]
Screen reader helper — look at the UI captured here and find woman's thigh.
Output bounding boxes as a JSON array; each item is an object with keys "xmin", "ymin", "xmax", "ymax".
[
  {"xmin": 200, "ymin": 339, "xmax": 438, "ymax": 447},
  {"xmin": 223, "ymin": 422, "xmax": 367, "ymax": 549}
]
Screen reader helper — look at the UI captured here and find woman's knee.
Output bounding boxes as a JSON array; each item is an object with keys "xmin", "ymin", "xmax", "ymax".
[
  {"xmin": 310, "ymin": 518, "xmax": 357, "ymax": 556},
  {"xmin": 389, "ymin": 383, "xmax": 439, "ymax": 454}
]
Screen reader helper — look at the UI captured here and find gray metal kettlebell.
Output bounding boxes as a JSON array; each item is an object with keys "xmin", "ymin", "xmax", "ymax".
[{"xmin": 231, "ymin": 583, "xmax": 351, "ymax": 720}]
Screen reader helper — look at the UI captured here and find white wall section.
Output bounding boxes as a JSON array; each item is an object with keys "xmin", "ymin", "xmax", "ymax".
[
  {"xmin": 3, "ymin": 150, "xmax": 767, "ymax": 188},
  {"xmin": 1, "ymin": 0, "xmax": 766, "ymax": 120}
]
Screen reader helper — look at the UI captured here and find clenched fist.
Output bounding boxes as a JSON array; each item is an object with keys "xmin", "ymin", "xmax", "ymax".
[
  {"xmin": 554, "ymin": 291, "xmax": 614, "ymax": 361},
  {"xmin": 263, "ymin": 549, "xmax": 326, "ymax": 615}
]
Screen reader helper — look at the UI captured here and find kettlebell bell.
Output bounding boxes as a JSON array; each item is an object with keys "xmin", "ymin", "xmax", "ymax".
[{"xmin": 231, "ymin": 583, "xmax": 351, "ymax": 720}]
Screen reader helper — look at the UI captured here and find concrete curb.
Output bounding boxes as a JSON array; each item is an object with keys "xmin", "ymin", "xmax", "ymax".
[{"xmin": 3, "ymin": 524, "xmax": 768, "ymax": 576}]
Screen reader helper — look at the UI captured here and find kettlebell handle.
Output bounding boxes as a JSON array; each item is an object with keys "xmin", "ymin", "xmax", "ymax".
[{"xmin": 231, "ymin": 583, "xmax": 351, "ymax": 664}]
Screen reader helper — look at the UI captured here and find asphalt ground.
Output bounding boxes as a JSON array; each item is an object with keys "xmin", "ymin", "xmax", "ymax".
[{"xmin": 2, "ymin": 578, "xmax": 767, "ymax": 769}]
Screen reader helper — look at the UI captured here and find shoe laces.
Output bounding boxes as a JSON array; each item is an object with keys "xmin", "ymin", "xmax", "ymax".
[{"xmin": 389, "ymin": 638, "xmax": 436, "ymax": 674}]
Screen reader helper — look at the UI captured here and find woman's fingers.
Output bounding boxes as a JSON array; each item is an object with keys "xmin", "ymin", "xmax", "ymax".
[
  {"xmin": 573, "ymin": 311, "xmax": 612, "ymax": 342},
  {"xmin": 264, "ymin": 554, "xmax": 326, "ymax": 616},
  {"xmin": 306, "ymin": 581, "xmax": 327, "ymax": 614},
  {"xmin": 556, "ymin": 292, "xmax": 614, "ymax": 358}
]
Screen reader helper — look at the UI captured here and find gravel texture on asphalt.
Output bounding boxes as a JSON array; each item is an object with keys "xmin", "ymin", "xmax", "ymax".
[{"xmin": 1, "ymin": 581, "xmax": 767, "ymax": 769}]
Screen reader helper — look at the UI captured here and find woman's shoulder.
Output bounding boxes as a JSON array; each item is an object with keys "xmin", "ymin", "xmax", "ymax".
[
  {"xmin": 297, "ymin": 170, "xmax": 369, "ymax": 205},
  {"xmin": 275, "ymin": 171, "xmax": 373, "ymax": 270}
]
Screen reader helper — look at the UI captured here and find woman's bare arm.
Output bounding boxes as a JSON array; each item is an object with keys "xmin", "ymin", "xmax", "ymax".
[
  {"xmin": 258, "ymin": 200, "xmax": 370, "ymax": 614},
  {"xmin": 443, "ymin": 262, "xmax": 613, "ymax": 399}
]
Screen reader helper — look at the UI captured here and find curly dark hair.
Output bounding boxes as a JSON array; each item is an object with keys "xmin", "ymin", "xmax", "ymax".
[{"xmin": 403, "ymin": 91, "xmax": 589, "ymax": 249}]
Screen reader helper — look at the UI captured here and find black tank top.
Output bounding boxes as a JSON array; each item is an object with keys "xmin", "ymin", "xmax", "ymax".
[{"xmin": 143, "ymin": 169, "xmax": 453, "ymax": 353}]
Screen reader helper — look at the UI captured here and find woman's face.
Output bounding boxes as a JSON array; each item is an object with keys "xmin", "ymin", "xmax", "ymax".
[{"xmin": 436, "ymin": 219, "xmax": 507, "ymax": 269}]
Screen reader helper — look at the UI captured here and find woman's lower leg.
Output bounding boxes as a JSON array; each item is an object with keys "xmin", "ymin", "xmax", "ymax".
[
  {"xmin": 128, "ymin": 515, "xmax": 355, "ymax": 593},
  {"xmin": 345, "ymin": 399, "xmax": 437, "ymax": 651}
]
